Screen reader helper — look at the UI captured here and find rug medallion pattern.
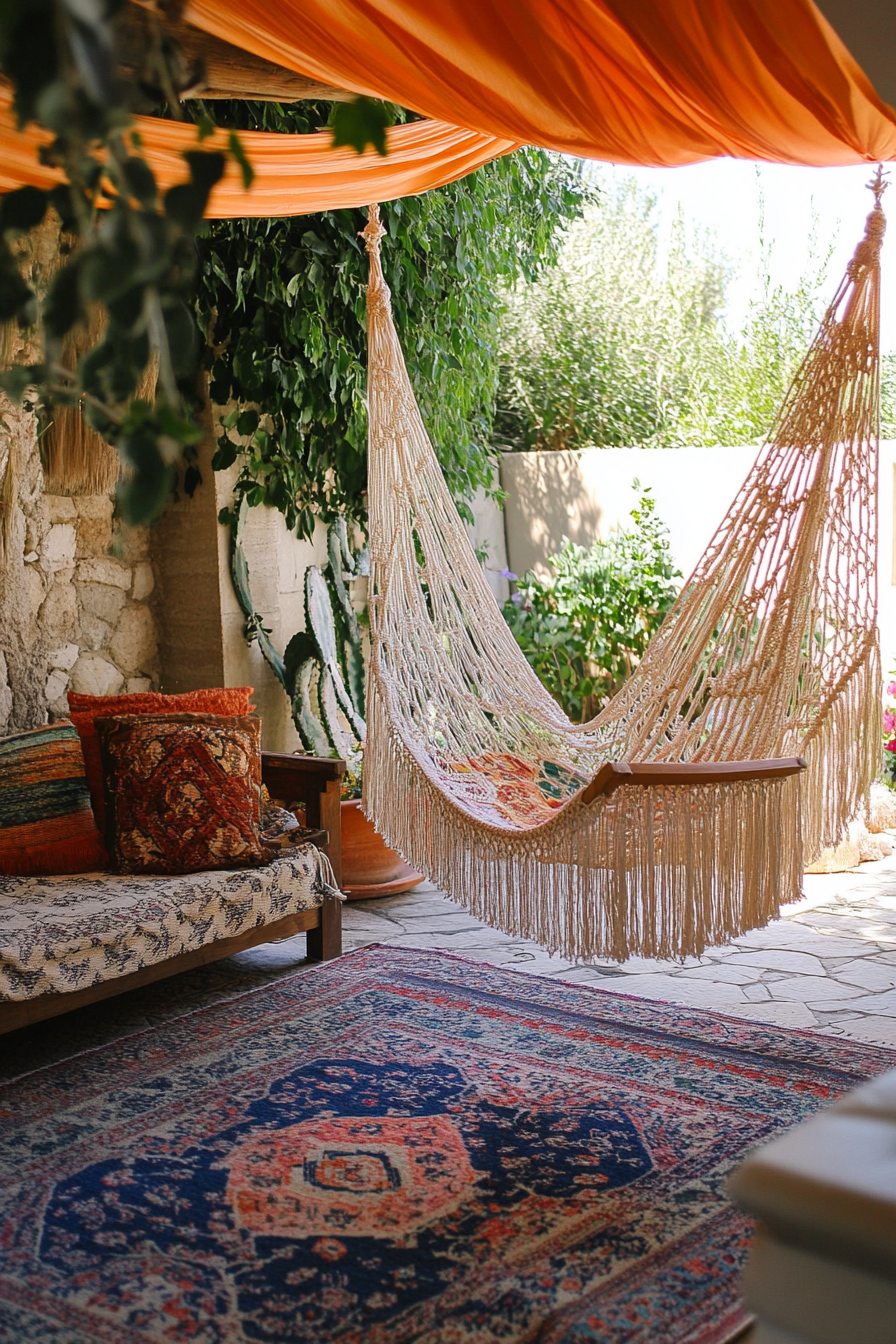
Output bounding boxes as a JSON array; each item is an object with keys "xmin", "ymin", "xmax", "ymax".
[{"xmin": 0, "ymin": 946, "xmax": 891, "ymax": 1342}]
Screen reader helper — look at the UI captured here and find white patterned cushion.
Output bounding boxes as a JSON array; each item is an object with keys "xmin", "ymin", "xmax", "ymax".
[{"xmin": 0, "ymin": 847, "xmax": 342, "ymax": 1002}]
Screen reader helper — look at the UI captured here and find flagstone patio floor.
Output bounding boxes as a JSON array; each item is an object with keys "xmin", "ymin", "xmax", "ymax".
[{"xmin": 332, "ymin": 847, "xmax": 896, "ymax": 1051}]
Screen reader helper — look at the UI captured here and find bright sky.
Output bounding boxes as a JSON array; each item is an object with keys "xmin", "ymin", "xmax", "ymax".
[{"xmin": 593, "ymin": 159, "xmax": 895, "ymax": 354}]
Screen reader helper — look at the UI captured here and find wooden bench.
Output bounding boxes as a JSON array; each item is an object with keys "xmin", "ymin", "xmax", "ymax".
[{"xmin": 0, "ymin": 752, "xmax": 345, "ymax": 1036}]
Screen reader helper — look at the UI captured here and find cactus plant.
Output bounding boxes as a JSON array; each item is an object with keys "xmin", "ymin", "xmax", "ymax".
[{"xmin": 229, "ymin": 500, "xmax": 367, "ymax": 759}]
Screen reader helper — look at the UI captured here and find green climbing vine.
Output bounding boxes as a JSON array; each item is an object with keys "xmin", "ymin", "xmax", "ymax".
[{"xmin": 196, "ymin": 101, "xmax": 594, "ymax": 539}]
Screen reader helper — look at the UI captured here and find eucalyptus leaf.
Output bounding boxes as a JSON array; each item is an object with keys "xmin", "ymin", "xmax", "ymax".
[
  {"xmin": 227, "ymin": 129, "xmax": 255, "ymax": 190},
  {"xmin": 121, "ymin": 156, "xmax": 157, "ymax": 209},
  {"xmin": 0, "ymin": 363, "xmax": 41, "ymax": 401}
]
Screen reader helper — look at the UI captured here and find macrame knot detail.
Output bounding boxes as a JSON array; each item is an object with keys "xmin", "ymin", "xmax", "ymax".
[{"xmin": 362, "ymin": 202, "xmax": 386, "ymax": 255}]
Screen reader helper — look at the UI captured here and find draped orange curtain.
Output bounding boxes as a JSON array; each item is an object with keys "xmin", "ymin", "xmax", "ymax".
[
  {"xmin": 0, "ymin": 89, "xmax": 517, "ymax": 215},
  {"xmin": 3, "ymin": 0, "xmax": 895, "ymax": 218},
  {"xmin": 184, "ymin": 0, "xmax": 896, "ymax": 166}
]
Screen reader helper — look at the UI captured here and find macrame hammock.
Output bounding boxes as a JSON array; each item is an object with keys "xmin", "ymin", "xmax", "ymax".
[{"xmin": 360, "ymin": 183, "xmax": 885, "ymax": 963}]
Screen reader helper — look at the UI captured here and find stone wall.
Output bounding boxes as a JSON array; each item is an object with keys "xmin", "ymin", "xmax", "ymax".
[
  {"xmin": 0, "ymin": 224, "xmax": 160, "ymax": 734},
  {"xmin": 0, "ymin": 467, "xmax": 160, "ymax": 733}
]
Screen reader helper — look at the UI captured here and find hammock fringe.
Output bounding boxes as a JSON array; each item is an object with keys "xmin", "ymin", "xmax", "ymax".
[
  {"xmin": 364, "ymin": 679, "xmax": 803, "ymax": 962},
  {"xmin": 801, "ymin": 643, "xmax": 883, "ymax": 864}
]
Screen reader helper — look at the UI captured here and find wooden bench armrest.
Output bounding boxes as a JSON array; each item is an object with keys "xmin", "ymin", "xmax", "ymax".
[
  {"xmin": 261, "ymin": 751, "xmax": 346, "ymax": 886},
  {"xmin": 581, "ymin": 757, "xmax": 807, "ymax": 805},
  {"xmin": 261, "ymin": 752, "xmax": 346, "ymax": 782}
]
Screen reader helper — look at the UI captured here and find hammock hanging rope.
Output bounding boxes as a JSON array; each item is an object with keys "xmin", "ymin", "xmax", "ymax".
[{"xmin": 361, "ymin": 183, "xmax": 884, "ymax": 963}]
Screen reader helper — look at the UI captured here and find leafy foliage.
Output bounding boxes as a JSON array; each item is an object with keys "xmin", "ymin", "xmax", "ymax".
[
  {"xmin": 329, "ymin": 96, "xmax": 395, "ymax": 155},
  {"xmin": 503, "ymin": 489, "xmax": 681, "ymax": 722},
  {"xmin": 196, "ymin": 100, "xmax": 593, "ymax": 538},
  {"xmin": 0, "ymin": 0, "xmax": 245, "ymax": 523},
  {"xmin": 495, "ymin": 178, "xmax": 832, "ymax": 452},
  {"xmin": 882, "ymin": 355, "xmax": 896, "ymax": 440}
]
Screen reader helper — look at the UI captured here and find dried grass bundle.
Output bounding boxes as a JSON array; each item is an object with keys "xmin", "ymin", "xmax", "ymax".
[{"xmin": 42, "ymin": 307, "xmax": 115, "ymax": 496}]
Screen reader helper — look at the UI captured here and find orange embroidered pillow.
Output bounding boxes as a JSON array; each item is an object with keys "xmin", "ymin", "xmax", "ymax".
[
  {"xmin": 0, "ymin": 721, "xmax": 107, "ymax": 875},
  {"xmin": 95, "ymin": 712, "xmax": 268, "ymax": 876},
  {"xmin": 68, "ymin": 687, "xmax": 254, "ymax": 837}
]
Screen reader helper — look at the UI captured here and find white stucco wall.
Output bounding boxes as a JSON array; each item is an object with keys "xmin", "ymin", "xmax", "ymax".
[{"xmin": 482, "ymin": 442, "xmax": 896, "ymax": 670}]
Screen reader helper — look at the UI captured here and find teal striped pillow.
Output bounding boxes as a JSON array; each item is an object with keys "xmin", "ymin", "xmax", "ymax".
[{"xmin": 0, "ymin": 721, "xmax": 107, "ymax": 875}]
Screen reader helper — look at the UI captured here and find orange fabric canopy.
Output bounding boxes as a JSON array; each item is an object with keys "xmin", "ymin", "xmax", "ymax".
[
  {"xmin": 3, "ymin": 0, "xmax": 895, "ymax": 220},
  {"xmin": 184, "ymin": 0, "xmax": 896, "ymax": 167},
  {"xmin": 0, "ymin": 89, "xmax": 517, "ymax": 215}
]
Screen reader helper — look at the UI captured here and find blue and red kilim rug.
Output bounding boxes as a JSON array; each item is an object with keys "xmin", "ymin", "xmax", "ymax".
[{"xmin": 0, "ymin": 945, "xmax": 892, "ymax": 1343}]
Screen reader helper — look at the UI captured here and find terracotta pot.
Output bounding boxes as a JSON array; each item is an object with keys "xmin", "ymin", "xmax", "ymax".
[{"xmin": 340, "ymin": 799, "xmax": 424, "ymax": 900}]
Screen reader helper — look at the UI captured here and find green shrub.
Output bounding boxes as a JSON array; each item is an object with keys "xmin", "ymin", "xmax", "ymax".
[
  {"xmin": 503, "ymin": 488, "xmax": 682, "ymax": 722},
  {"xmin": 882, "ymin": 354, "xmax": 896, "ymax": 440},
  {"xmin": 494, "ymin": 177, "xmax": 833, "ymax": 452}
]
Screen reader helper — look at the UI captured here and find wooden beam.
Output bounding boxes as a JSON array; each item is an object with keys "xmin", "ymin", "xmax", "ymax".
[
  {"xmin": 120, "ymin": 3, "xmax": 356, "ymax": 103},
  {"xmin": 580, "ymin": 757, "xmax": 807, "ymax": 805}
]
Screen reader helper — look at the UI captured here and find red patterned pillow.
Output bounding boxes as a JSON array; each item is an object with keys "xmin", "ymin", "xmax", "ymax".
[
  {"xmin": 68, "ymin": 687, "xmax": 254, "ymax": 837},
  {"xmin": 95, "ymin": 712, "xmax": 268, "ymax": 875},
  {"xmin": 0, "ymin": 721, "xmax": 107, "ymax": 875}
]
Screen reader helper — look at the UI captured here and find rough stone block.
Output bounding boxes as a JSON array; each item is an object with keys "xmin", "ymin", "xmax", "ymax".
[
  {"xmin": 805, "ymin": 839, "xmax": 862, "ymax": 874},
  {"xmin": 74, "ymin": 496, "xmax": 114, "ymax": 523},
  {"xmin": 48, "ymin": 643, "xmax": 79, "ymax": 671},
  {"xmin": 76, "ymin": 558, "xmax": 132, "ymax": 590},
  {"xmin": 78, "ymin": 583, "xmax": 127, "ymax": 625},
  {"xmin": 78, "ymin": 613, "xmax": 112, "ymax": 650},
  {"xmin": 0, "ymin": 652, "xmax": 12, "ymax": 731},
  {"xmin": 76, "ymin": 510, "xmax": 114, "ymax": 559},
  {"xmin": 132, "ymin": 562, "xmax": 154, "ymax": 601},
  {"xmin": 126, "ymin": 676, "xmax": 153, "ymax": 694},
  {"xmin": 868, "ymin": 786, "xmax": 896, "ymax": 834},
  {"xmin": 39, "ymin": 583, "xmax": 77, "ymax": 640},
  {"xmin": 858, "ymin": 832, "xmax": 893, "ymax": 862},
  {"xmin": 22, "ymin": 562, "xmax": 46, "ymax": 609},
  {"xmin": 70, "ymin": 654, "xmax": 124, "ymax": 698},
  {"xmin": 40, "ymin": 523, "xmax": 77, "ymax": 573},
  {"xmin": 24, "ymin": 519, "xmax": 41, "ymax": 554},
  {"xmin": 115, "ymin": 523, "xmax": 151, "ymax": 564},
  {"xmin": 43, "ymin": 495, "xmax": 77, "ymax": 524},
  {"xmin": 109, "ymin": 604, "xmax": 158, "ymax": 674},
  {"xmin": 44, "ymin": 668, "xmax": 70, "ymax": 704}
]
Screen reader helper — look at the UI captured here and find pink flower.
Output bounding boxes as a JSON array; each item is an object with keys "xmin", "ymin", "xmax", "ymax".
[
  {"xmin": 886, "ymin": 739, "xmax": 896, "ymax": 753},
  {"xmin": 887, "ymin": 681, "xmax": 896, "ymax": 697},
  {"xmin": 885, "ymin": 711, "xmax": 896, "ymax": 733}
]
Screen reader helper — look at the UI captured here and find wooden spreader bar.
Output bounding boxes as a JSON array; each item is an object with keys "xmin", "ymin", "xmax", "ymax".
[{"xmin": 580, "ymin": 757, "xmax": 807, "ymax": 805}]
